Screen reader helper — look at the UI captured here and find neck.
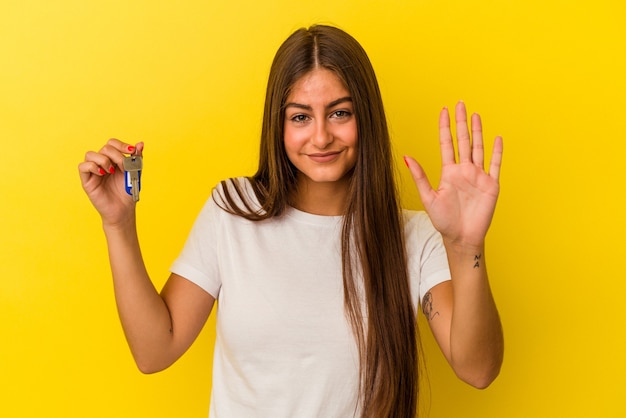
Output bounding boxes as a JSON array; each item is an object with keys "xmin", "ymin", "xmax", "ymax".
[{"xmin": 290, "ymin": 174, "xmax": 351, "ymax": 216}]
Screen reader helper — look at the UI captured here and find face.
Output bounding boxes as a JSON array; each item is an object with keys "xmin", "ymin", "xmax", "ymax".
[{"xmin": 283, "ymin": 68, "xmax": 358, "ymax": 188}]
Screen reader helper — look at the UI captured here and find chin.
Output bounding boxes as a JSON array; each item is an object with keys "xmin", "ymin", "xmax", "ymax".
[{"xmin": 298, "ymin": 168, "xmax": 354, "ymax": 185}]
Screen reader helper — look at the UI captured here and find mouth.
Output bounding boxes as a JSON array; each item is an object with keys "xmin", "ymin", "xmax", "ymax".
[{"xmin": 307, "ymin": 150, "xmax": 342, "ymax": 163}]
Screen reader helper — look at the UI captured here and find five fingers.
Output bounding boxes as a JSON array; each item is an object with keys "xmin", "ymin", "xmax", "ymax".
[{"xmin": 437, "ymin": 102, "xmax": 502, "ymax": 181}]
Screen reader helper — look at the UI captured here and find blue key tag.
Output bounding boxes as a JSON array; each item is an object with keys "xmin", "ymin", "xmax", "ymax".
[{"xmin": 123, "ymin": 155, "xmax": 143, "ymax": 202}]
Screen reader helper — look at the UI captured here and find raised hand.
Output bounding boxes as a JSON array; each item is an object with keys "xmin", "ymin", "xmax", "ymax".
[
  {"xmin": 404, "ymin": 102, "xmax": 503, "ymax": 248},
  {"xmin": 78, "ymin": 139, "xmax": 144, "ymax": 226}
]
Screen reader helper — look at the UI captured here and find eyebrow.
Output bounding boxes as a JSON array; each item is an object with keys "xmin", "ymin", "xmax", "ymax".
[{"xmin": 284, "ymin": 96, "xmax": 353, "ymax": 111}]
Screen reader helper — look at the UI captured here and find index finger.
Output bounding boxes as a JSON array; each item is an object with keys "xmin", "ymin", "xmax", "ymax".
[
  {"xmin": 104, "ymin": 137, "xmax": 137, "ymax": 154},
  {"xmin": 439, "ymin": 106, "xmax": 456, "ymax": 166},
  {"xmin": 99, "ymin": 138, "xmax": 144, "ymax": 168}
]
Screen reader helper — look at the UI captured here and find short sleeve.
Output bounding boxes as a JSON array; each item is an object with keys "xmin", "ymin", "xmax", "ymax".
[
  {"xmin": 403, "ymin": 210, "xmax": 451, "ymax": 308},
  {"xmin": 170, "ymin": 192, "xmax": 222, "ymax": 299}
]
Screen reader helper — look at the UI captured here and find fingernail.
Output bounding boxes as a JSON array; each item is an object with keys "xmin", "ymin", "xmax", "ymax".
[
  {"xmin": 128, "ymin": 145, "xmax": 135, "ymax": 152},
  {"xmin": 99, "ymin": 168, "xmax": 106, "ymax": 175},
  {"xmin": 403, "ymin": 156, "xmax": 409, "ymax": 167},
  {"xmin": 109, "ymin": 166, "xmax": 115, "ymax": 174}
]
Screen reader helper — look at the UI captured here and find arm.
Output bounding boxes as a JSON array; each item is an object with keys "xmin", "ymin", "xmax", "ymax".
[
  {"xmin": 79, "ymin": 139, "xmax": 214, "ymax": 373},
  {"xmin": 405, "ymin": 102, "xmax": 504, "ymax": 388},
  {"xmin": 422, "ymin": 250, "xmax": 503, "ymax": 388}
]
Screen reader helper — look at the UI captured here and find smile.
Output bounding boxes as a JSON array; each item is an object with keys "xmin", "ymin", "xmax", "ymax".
[{"xmin": 307, "ymin": 151, "xmax": 343, "ymax": 163}]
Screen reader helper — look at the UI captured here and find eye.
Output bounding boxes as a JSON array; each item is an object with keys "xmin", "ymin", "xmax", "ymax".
[
  {"xmin": 330, "ymin": 110, "xmax": 352, "ymax": 119},
  {"xmin": 290, "ymin": 114, "xmax": 310, "ymax": 124}
]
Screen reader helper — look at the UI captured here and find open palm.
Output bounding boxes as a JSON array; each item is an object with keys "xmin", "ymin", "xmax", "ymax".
[{"xmin": 405, "ymin": 102, "xmax": 503, "ymax": 248}]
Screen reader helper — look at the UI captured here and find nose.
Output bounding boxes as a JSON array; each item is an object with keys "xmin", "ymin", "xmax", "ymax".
[{"xmin": 311, "ymin": 119, "xmax": 333, "ymax": 149}]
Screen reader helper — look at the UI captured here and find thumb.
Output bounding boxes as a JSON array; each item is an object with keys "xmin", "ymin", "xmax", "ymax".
[
  {"xmin": 404, "ymin": 155, "xmax": 435, "ymax": 207},
  {"xmin": 134, "ymin": 141, "xmax": 145, "ymax": 157}
]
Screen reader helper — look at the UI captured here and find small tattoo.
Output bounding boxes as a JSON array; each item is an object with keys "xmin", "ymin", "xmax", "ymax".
[
  {"xmin": 422, "ymin": 291, "xmax": 439, "ymax": 320},
  {"xmin": 473, "ymin": 253, "xmax": 482, "ymax": 269}
]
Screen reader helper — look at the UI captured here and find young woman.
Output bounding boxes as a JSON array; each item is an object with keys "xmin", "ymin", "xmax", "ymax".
[{"xmin": 79, "ymin": 25, "xmax": 503, "ymax": 418}]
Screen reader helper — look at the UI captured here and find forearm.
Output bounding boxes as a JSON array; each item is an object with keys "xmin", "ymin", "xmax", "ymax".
[
  {"xmin": 103, "ymin": 217, "xmax": 175, "ymax": 373},
  {"xmin": 445, "ymin": 240, "xmax": 504, "ymax": 388}
]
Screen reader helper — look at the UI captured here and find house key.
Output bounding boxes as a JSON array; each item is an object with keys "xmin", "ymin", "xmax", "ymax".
[{"xmin": 123, "ymin": 154, "xmax": 143, "ymax": 202}]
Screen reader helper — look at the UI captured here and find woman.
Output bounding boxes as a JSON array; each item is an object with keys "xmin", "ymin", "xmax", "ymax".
[{"xmin": 79, "ymin": 25, "xmax": 503, "ymax": 418}]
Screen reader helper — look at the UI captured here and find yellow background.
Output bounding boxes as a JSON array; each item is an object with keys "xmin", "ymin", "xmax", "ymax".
[{"xmin": 1, "ymin": 0, "xmax": 624, "ymax": 417}]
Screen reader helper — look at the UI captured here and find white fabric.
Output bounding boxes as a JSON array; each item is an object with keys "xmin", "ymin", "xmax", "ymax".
[{"xmin": 170, "ymin": 178, "xmax": 451, "ymax": 418}]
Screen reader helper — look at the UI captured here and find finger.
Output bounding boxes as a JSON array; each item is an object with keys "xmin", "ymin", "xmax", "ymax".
[
  {"xmin": 83, "ymin": 150, "xmax": 116, "ymax": 175},
  {"xmin": 78, "ymin": 160, "xmax": 101, "ymax": 182},
  {"xmin": 99, "ymin": 139, "xmax": 133, "ymax": 170},
  {"xmin": 106, "ymin": 137, "xmax": 138, "ymax": 155},
  {"xmin": 134, "ymin": 141, "xmax": 145, "ymax": 157},
  {"xmin": 455, "ymin": 101, "xmax": 471, "ymax": 163},
  {"xmin": 404, "ymin": 155, "xmax": 436, "ymax": 208},
  {"xmin": 488, "ymin": 136, "xmax": 503, "ymax": 181},
  {"xmin": 471, "ymin": 113, "xmax": 484, "ymax": 169},
  {"xmin": 439, "ymin": 107, "xmax": 456, "ymax": 166}
]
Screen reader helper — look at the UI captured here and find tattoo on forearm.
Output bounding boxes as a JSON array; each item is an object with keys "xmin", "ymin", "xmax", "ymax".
[
  {"xmin": 474, "ymin": 253, "xmax": 482, "ymax": 269},
  {"xmin": 422, "ymin": 291, "xmax": 439, "ymax": 320}
]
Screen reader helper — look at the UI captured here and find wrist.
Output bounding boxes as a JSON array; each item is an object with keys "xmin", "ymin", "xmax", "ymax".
[
  {"xmin": 443, "ymin": 239, "xmax": 485, "ymax": 268},
  {"xmin": 442, "ymin": 239, "xmax": 488, "ymax": 273},
  {"xmin": 102, "ymin": 213, "xmax": 137, "ymax": 235},
  {"xmin": 442, "ymin": 238, "xmax": 485, "ymax": 257}
]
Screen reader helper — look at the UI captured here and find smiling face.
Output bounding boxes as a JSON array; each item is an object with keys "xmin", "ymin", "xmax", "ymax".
[{"xmin": 283, "ymin": 68, "xmax": 358, "ymax": 194}]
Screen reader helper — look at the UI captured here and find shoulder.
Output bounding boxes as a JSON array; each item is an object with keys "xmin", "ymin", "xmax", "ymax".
[
  {"xmin": 213, "ymin": 177, "xmax": 261, "ymax": 207},
  {"xmin": 212, "ymin": 176, "xmax": 253, "ymax": 197}
]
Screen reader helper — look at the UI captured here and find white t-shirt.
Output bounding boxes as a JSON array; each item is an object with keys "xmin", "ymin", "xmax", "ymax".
[{"xmin": 170, "ymin": 178, "xmax": 450, "ymax": 418}]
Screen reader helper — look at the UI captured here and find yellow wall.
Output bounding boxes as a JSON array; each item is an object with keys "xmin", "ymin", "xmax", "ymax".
[{"xmin": 1, "ymin": 0, "xmax": 624, "ymax": 417}]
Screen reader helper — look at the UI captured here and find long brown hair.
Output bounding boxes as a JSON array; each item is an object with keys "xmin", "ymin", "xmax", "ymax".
[{"xmin": 218, "ymin": 25, "xmax": 420, "ymax": 417}]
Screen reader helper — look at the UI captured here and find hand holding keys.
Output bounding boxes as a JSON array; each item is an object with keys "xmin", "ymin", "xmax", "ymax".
[{"xmin": 123, "ymin": 154, "xmax": 143, "ymax": 202}]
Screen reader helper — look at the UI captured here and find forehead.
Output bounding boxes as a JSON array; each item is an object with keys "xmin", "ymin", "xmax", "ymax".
[{"xmin": 287, "ymin": 68, "xmax": 350, "ymax": 103}]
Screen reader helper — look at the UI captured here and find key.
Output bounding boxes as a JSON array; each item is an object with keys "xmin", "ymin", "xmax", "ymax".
[{"xmin": 123, "ymin": 155, "xmax": 143, "ymax": 202}]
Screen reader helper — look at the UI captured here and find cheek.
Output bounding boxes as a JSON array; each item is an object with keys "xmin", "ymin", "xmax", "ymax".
[
  {"xmin": 346, "ymin": 127, "xmax": 359, "ymax": 166},
  {"xmin": 283, "ymin": 126, "xmax": 308, "ymax": 153},
  {"xmin": 283, "ymin": 128, "xmax": 294, "ymax": 153},
  {"xmin": 339, "ymin": 123, "xmax": 358, "ymax": 148},
  {"xmin": 282, "ymin": 129, "xmax": 301, "ymax": 163}
]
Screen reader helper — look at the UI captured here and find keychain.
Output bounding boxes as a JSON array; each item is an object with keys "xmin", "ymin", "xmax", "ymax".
[{"xmin": 123, "ymin": 153, "xmax": 143, "ymax": 202}]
